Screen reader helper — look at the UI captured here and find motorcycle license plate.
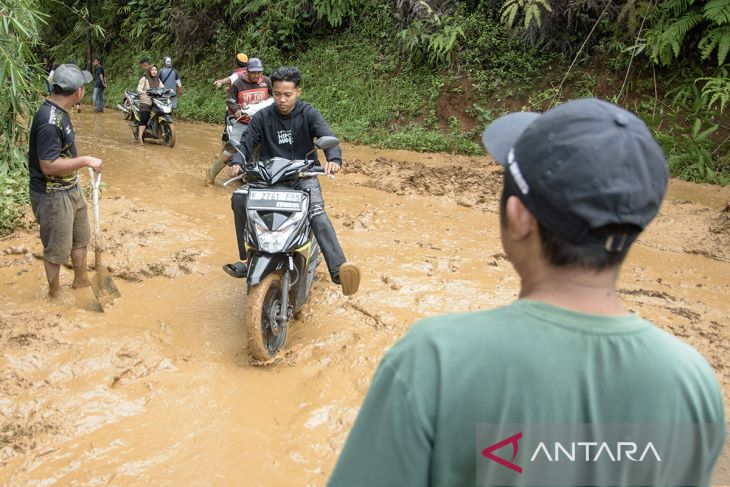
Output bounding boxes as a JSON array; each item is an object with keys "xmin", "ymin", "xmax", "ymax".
[{"xmin": 247, "ymin": 190, "xmax": 304, "ymax": 212}]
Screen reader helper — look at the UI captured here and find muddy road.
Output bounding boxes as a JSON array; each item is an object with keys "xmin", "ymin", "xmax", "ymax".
[{"xmin": 1, "ymin": 109, "xmax": 729, "ymax": 485}]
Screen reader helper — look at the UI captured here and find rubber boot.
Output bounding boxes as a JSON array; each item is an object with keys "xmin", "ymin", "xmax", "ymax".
[{"xmin": 207, "ymin": 158, "xmax": 226, "ymax": 185}]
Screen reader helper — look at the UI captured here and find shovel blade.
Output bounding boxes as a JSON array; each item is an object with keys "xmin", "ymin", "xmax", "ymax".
[{"xmin": 91, "ymin": 267, "xmax": 121, "ymax": 311}]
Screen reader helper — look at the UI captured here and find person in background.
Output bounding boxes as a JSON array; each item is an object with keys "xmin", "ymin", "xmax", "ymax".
[
  {"xmin": 47, "ymin": 63, "xmax": 60, "ymax": 94},
  {"xmin": 205, "ymin": 53, "xmax": 249, "ymax": 183},
  {"xmin": 92, "ymin": 57, "xmax": 106, "ymax": 112},
  {"xmin": 206, "ymin": 57, "xmax": 271, "ymax": 185},
  {"xmin": 42, "ymin": 55, "xmax": 53, "ymax": 94},
  {"xmin": 328, "ymin": 98, "xmax": 726, "ymax": 486},
  {"xmin": 29, "ymin": 64, "xmax": 103, "ymax": 299},
  {"xmin": 213, "ymin": 53, "xmax": 248, "ymax": 89},
  {"xmin": 136, "ymin": 64, "xmax": 162, "ymax": 145},
  {"xmin": 159, "ymin": 56, "xmax": 182, "ymax": 109},
  {"xmin": 139, "ymin": 57, "xmax": 150, "ymax": 75}
]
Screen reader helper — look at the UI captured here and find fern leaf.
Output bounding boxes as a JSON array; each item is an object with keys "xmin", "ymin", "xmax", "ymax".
[
  {"xmin": 665, "ymin": 12, "xmax": 705, "ymax": 40},
  {"xmin": 708, "ymin": 91, "xmax": 728, "ymax": 112},
  {"xmin": 525, "ymin": 5, "xmax": 536, "ymax": 29},
  {"xmin": 719, "ymin": 28, "xmax": 730, "ymax": 64},
  {"xmin": 662, "ymin": 0, "xmax": 693, "ymax": 17},
  {"xmin": 242, "ymin": 0, "xmax": 273, "ymax": 15},
  {"xmin": 699, "ymin": 25, "xmax": 730, "ymax": 64},
  {"xmin": 696, "ymin": 124, "xmax": 719, "ymax": 141},
  {"xmin": 704, "ymin": 0, "xmax": 730, "ymax": 26},
  {"xmin": 501, "ymin": 2, "xmax": 520, "ymax": 28}
]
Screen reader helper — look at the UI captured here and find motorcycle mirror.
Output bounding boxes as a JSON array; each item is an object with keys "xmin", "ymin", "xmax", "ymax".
[
  {"xmin": 304, "ymin": 136, "xmax": 340, "ymax": 161},
  {"xmin": 315, "ymin": 136, "xmax": 339, "ymax": 150}
]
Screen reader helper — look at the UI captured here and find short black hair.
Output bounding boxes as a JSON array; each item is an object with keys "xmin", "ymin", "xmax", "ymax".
[
  {"xmin": 499, "ymin": 177, "xmax": 631, "ymax": 270},
  {"xmin": 140, "ymin": 57, "xmax": 150, "ymax": 64},
  {"xmin": 270, "ymin": 67, "xmax": 301, "ymax": 87},
  {"xmin": 93, "ymin": 57, "xmax": 101, "ymax": 62},
  {"xmin": 52, "ymin": 85, "xmax": 79, "ymax": 96}
]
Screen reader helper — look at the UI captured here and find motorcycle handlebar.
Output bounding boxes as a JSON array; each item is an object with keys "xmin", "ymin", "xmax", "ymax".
[
  {"xmin": 222, "ymin": 167, "xmax": 331, "ymax": 187},
  {"xmin": 300, "ymin": 173, "xmax": 320, "ymax": 178},
  {"xmin": 223, "ymin": 174, "xmax": 244, "ymax": 187}
]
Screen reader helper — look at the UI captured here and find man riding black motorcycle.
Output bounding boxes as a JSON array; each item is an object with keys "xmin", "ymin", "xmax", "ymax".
[{"xmin": 224, "ymin": 66, "xmax": 360, "ymax": 296}]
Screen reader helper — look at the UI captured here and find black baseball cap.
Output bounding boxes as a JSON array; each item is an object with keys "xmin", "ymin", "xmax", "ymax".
[
  {"xmin": 482, "ymin": 98, "xmax": 669, "ymax": 251},
  {"xmin": 247, "ymin": 58, "xmax": 264, "ymax": 72}
]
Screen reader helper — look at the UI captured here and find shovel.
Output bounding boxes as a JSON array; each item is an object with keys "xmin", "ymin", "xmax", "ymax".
[{"xmin": 88, "ymin": 168, "xmax": 121, "ymax": 310}]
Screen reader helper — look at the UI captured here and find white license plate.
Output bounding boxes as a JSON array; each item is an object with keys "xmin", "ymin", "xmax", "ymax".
[{"xmin": 247, "ymin": 190, "xmax": 304, "ymax": 211}]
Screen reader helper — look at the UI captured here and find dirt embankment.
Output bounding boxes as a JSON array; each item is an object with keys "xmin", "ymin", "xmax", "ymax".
[
  {"xmin": 345, "ymin": 155, "xmax": 504, "ymax": 211},
  {"xmin": 345, "ymin": 157, "xmax": 730, "ymax": 263}
]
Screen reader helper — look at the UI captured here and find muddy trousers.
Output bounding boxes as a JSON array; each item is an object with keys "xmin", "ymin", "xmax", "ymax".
[{"xmin": 231, "ymin": 177, "xmax": 347, "ymax": 282}]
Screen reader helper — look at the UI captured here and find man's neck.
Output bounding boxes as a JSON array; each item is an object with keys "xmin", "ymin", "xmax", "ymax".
[
  {"xmin": 519, "ymin": 266, "xmax": 628, "ymax": 316},
  {"xmin": 47, "ymin": 94, "xmax": 75, "ymax": 111}
]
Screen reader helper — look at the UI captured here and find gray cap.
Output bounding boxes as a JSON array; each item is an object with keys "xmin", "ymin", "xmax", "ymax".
[
  {"xmin": 482, "ymin": 98, "xmax": 669, "ymax": 251},
  {"xmin": 52, "ymin": 64, "xmax": 93, "ymax": 91},
  {"xmin": 247, "ymin": 58, "xmax": 264, "ymax": 72}
]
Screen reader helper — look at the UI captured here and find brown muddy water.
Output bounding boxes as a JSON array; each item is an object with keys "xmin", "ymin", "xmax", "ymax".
[{"xmin": 1, "ymin": 108, "xmax": 729, "ymax": 486}]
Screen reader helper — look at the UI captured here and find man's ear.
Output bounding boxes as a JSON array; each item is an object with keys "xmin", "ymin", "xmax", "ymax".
[{"xmin": 505, "ymin": 195, "xmax": 536, "ymax": 241}]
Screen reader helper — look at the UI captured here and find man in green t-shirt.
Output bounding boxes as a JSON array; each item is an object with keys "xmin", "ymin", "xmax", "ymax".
[{"xmin": 328, "ymin": 99, "xmax": 726, "ymax": 486}]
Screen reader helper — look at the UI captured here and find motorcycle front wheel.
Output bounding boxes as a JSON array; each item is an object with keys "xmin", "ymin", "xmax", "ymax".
[
  {"xmin": 244, "ymin": 272, "xmax": 287, "ymax": 361},
  {"xmin": 163, "ymin": 122, "xmax": 176, "ymax": 148}
]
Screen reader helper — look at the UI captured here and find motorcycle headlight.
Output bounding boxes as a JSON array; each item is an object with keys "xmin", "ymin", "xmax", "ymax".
[{"xmin": 248, "ymin": 210, "xmax": 306, "ymax": 253}]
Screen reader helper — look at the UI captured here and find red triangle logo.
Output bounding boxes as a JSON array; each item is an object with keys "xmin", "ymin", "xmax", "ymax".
[{"xmin": 481, "ymin": 432, "xmax": 523, "ymax": 474}]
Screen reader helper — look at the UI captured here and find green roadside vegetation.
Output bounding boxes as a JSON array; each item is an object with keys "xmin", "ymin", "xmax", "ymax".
[{"xmin": 2, "ymin": 0, "xmax": 729, "ymax": 235}]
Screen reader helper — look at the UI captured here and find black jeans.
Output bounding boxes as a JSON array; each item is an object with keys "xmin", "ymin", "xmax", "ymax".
[{"xmin": 231, "ymin": 177, "xmax": 347, "ymax": 282}]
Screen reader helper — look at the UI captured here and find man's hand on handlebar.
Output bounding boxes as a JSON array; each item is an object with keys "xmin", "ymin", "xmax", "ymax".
[
  {"xmin": 227, "ymin": 164, "xmax": 242, "ymax": 177},
  {"xmin": 324, "ymin": 160, "xmax": 341, "ymax": 176}
]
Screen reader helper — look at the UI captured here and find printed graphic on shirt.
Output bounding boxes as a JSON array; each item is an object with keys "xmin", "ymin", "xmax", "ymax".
[
  {"xmin": 45, "ymin": 105, "xmax": 79, "ymax": 191},
  {"xmin": 277, "ymin": 129, "xmax": 293, "ymax": 146},
  {"xmin": 235, "ymin": 83, "xmax": 270, "ymax": 123},
  {"xmin": 239, "ymin": 87, "xmax": 269, "ymax": 106}
]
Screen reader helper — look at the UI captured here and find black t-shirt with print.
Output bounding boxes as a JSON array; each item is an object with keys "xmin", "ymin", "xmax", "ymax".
[{"xmin": 28, "ymin": 100, "xmax": 79, "ymax": 194}]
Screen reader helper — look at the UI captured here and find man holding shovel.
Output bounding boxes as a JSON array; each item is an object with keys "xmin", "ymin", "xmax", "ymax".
[{"xmin": 29, "ymin": 64, "xmax": 103, "ymax": 299}]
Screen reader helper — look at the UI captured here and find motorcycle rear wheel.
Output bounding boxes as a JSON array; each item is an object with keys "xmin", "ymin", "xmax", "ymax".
[
  {"xmin": 244, "ymin": 272, "xmax": 287, "ymax": 361},
  {"xmin": 163, "ymin": 123, "xmax": 176, "ymax": 148}
]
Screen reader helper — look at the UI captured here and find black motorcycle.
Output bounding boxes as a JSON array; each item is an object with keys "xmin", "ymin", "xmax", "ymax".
[
  {"xmin": 117, "ymin": 87, "xmax": 176, "ymax": 148},
  {"xmin": 225, "ymin": 137, "xmax": 339, "ymax": 360}
]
